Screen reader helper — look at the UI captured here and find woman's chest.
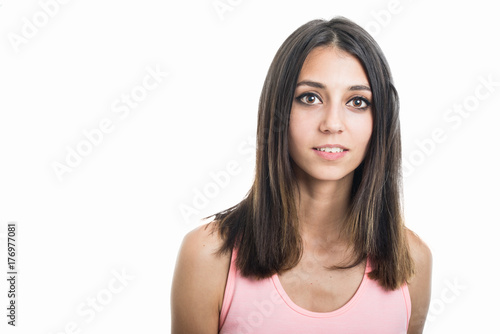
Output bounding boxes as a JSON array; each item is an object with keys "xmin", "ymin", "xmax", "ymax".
[{"xmin": 276, "ymin": 256, "xmax": 367, "ymax": 313}]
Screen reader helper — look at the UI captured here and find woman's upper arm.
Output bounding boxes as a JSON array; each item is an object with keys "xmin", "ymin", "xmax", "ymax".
[
  {"xmin": 406, "ymin": 228, "xmax": 433, "ymax": 334},
  {"xmin": 171, "ymin": 222, "xmax": 231, "ymax": 334}
]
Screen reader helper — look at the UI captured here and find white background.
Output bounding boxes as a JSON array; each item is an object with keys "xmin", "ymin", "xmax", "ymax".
[{"xmin": 0, "ymin": 0, "xmax": 499, "ymax": 333}]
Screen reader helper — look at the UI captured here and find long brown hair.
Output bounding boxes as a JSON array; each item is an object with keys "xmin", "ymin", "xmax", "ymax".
[{"xmin": 204, "ymin": 16, "xmax": 414, "ymax": 291}]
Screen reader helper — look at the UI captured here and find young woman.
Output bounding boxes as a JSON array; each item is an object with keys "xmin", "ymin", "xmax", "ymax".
[{"xmin": 171, "ymin": 16, "xmax": 432, "ymax": 334}]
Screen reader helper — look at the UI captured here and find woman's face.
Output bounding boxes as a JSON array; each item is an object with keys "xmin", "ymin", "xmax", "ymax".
[{"xmin": 288, "ymin": 46, "xmax": 373, "ymax": 183}]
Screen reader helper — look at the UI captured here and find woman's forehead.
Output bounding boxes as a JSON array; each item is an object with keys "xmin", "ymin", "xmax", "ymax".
[{"xmin": 297, "ymin": 47, "xmax": 370, "ymax": 91}]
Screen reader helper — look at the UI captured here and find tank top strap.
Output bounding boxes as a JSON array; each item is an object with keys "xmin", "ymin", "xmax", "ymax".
[{"xmin": 218, "ymin": 247, "xmax": 238, "ymax": 331}]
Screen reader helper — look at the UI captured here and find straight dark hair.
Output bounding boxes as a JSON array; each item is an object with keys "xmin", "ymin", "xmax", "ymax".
[{"xmin": 204, "ymin": 16, "xmax": 415, "ymax": 291}]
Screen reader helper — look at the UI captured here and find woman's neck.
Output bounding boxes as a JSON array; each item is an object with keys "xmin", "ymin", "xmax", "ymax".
[{"xmin": 293, "ymin": 169, "xmax": 353, "ymax": 245}]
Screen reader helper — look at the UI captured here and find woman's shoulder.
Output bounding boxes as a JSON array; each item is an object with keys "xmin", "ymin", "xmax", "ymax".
[
  {"xmin": 405, "ymin": 227, "xmax": 432, "ymax": 270},
  {"xmin": 405, "ymin": 227, "xmax": 432, "ymax": 287},
  {"xmin": 180, "ymin": 220, "xmax": 232, "ymax": 269},
  {"xmin": 178, "ymin": 220, "xmax": 232, "ymax": 288},
  {"xmin": 177, "ymin": 221, "xmax": 231, "ymax": 307},
  {"xmin": 404, "ymin": 227, "xmax": 433, "ymax": 333},
  {"xmin": 171, "ymin": 220, "xmax": 232, "ymax": 332}
]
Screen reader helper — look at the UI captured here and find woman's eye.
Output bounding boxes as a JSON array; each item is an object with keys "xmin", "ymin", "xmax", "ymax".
[
  {"xmin": 297, "ymin": 93, "xmax": 321, "ymax": 105},
  {"xmin": 347, "ymin": 96, "xmax": 370, "ymax": 109}
]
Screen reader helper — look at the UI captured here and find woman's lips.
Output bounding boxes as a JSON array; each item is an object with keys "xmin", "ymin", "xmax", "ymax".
[
  {"xmin": 312, "ymin": 146, "xmax": 348, "ymax": 160},
  {"xmin": 313, "ymin": 144, "xmax": 348, "ymax": 151}
]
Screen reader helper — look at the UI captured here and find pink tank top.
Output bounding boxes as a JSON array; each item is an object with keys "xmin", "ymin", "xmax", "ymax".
[{"xmin": 219, "ymin": 247, "xmax": 411, "ymax": 333}]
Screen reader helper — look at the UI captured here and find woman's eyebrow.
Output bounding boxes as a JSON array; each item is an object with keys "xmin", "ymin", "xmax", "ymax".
[
  {"xmin": 295, "ymin": 80, "xmax": 371, "ymax": 92},
  {"xmin": 348, "ymin": 84, "xmax": 371, "ymax": 92},
  {"xmin": 296, "ymin": 80, "xmax": 326, "ymax": 89}
]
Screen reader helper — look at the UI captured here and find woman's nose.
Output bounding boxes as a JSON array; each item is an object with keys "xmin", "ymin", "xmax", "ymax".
[{"xmin": 319, "ymin": 102, "xmax": 345, "ymax": 134}]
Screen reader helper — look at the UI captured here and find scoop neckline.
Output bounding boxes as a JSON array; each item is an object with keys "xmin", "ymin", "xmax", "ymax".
[{"xmin": 271, "ymin": 257, "xmax": 371, "ymax": 318}]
